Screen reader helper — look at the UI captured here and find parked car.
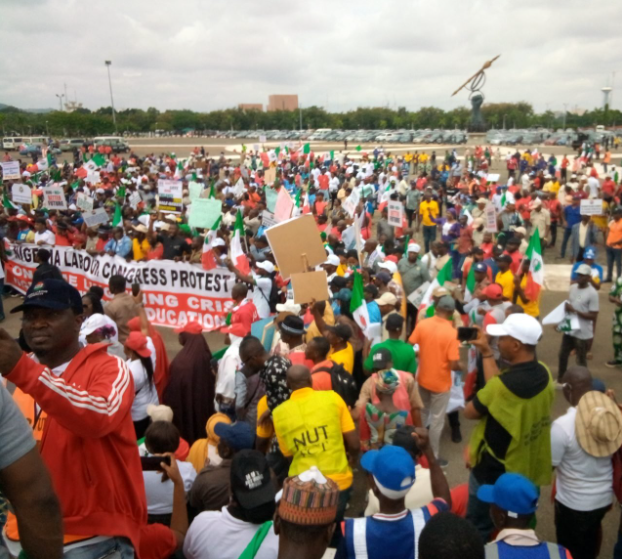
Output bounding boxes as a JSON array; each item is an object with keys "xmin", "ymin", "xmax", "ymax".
[{"xmin": 60, "ymin": 138, "xmax": 89, "ymax": 152}]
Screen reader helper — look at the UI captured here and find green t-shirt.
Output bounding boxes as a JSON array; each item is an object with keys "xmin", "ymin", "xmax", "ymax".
[{"xmin": 364, "ymin": 339, "xmax": 417, "ymax": 374}]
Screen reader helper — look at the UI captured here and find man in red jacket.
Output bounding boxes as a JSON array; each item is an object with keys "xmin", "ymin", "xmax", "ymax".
[{"xmin": 0, "ymin": 279, "xmax": 146, "ymax": 558}]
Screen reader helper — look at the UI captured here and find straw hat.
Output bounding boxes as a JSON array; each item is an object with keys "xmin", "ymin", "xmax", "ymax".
[{"xmin": 576, "ymin": 391, "xmax": 622, "ymax": 457}]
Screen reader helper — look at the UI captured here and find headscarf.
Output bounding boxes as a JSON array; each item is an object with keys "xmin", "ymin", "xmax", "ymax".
[
  {"xmin": 260, "ymin": 355, "xmax": 292, "ymax": 411},
  {"xmin": 163, "ymin": 332, "xmax": 214, "ymax": 445},
  {"xmin": 187, "ymin": 412, "xmax": 232, "ymax": 473},
  {"xmin": 375, "ymin": 369, "xmax": 400, "ymax": 395},
  {"xmin": 128, "ymin": 317, "xmax": 170, "ymax": 400}
]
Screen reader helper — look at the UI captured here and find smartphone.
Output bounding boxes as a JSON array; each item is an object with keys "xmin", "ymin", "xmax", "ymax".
[
  {"xmin": 457, "ymin": 327, "xmax": 478, "ymax": 343},
  {"xmin": 131, "ymin": 282, "xmax": 140, "ymax": 297},
  {"xmin": 140, "ymin": 455, "xmax": 170, "ymax": 471}
]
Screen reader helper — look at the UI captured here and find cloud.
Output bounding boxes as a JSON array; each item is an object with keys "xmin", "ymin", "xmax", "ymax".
[{"xmin": 0, "ymin": 0, "xmax": 619, "ymax": 114}]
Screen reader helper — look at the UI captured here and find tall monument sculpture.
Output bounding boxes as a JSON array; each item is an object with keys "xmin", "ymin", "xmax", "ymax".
[{"xmin": 452, "ymin": 55, "xmax": 500, "ymax": 132}]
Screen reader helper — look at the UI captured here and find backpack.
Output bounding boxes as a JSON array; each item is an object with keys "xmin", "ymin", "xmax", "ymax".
[
  {"xmin": 257, "ymin": 273, "xmax": 282, "ymax": 314},
  {"xmin": 313, "ymin": 363, "xmax": 359, "ymax": 408}
]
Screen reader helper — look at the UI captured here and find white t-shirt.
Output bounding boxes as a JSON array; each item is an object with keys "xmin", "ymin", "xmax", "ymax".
[
  {"xmin": 143, "ymin": 460, "xmax": 196, "ymax": 515},
  {"xmin": 365, "ymin": 465, "xmax": 433, "ymax": 515},
  {"xmin": 587, "ymin": 177, "xmax": 601, "ymax": 199},
  {"xmin": 145, "ymin": 336, "xmax": 157, "ymax": 371},
  {"xmin": 183, "ymin": 506, "xmax": 279, "ymax": 559},
  {"xmin": 329, "ymin": 177, "xmax": 340, "ymax": 193},
  {"xmin": 252, "ymin": 274, "xmax": 272, "ymax": 320},
  {"xmin": 551, "ymin": 406, "xmax": 613, "ymax": 511},
  {"xmin": 127, "ymin": 358, "xmax": 159, "ymax": 421},
  {"xmin": 34, "ymin": 230, "xmax": 56, "ymax": 246}
]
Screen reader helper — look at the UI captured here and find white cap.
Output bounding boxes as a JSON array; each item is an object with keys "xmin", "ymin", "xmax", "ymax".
[
  {"xmin": 575, "ymin": 263, "xmax": 593, "ymax": 276},
  {"xmin": 275, "ymin": 301, "xmax": 302, "ymax": 315},
  {"xmin": 81, "ymin": 314, "xmax": 118, "ymax": 340},
  {"xmin": 375, "ymin": 292, "xmax": 397, "ymax": 306},
  {"xmin": 324, "ymin": 254, "xmax": 340, "ymax": 267},
  {"xmin": 256, "ymin": 261, "xmax": 275, "ymax": 273},
  {"xmin": 407, "ymin": 243, "xmax": 421, "ymax": 253},
  {"xmin": 378, "ymin": 261, "xmax": 397, "ymax": 274},
  {"xmin": 211, "ymin": 238, "xmax": 226, "ymax": 247},
  {"xmin": 486, "ymin": 314, "xmax": 542, "ymax": 345}
]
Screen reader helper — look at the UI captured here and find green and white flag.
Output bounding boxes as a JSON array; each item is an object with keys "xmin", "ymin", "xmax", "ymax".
[
  {"xmin": 350, "ymin": 271, "xmax": 370, "ymax": 335},
  {"xmin": 464, "ymin": 264, "xmax": 476, "ymax": 303},
  {"xmin": 36, "ymin": 153, "xmax": 53, "ymax": 172},
  {"xmin": 302, "ymin": 143, "xmax": 311, "ymax": 154},
  {"xmin": 111, "ymin": 202, "xmax": 122, "ymax": 227},
  {"xmin": 420, "ymin": 258, "xmax": 454, "ymax": 308}
]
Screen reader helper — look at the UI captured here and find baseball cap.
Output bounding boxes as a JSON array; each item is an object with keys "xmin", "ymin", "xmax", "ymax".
[
  {"xmin": 174, "ymin": 321, "xmax": 204, "ymax": 334},
  {"xmin": 324, "ymin": 254, "xmax": 340, "ymax": 267},
  {"xmin": 375, "ymin": 292, "xmax": 397, "ymax": 306},
  {"xmin": 12, "ymin": 279, "xmax": 83, "ymax": 314},
  {"xmin": 256, "ymin": 261, "xmax": 275, "ymax": 274},
  {"xmin": 432, "ymin": 286, "xmax": 449, "ymax": 298},
  {"xmin": 474, "ymin": 262, "xmax": 488, "ymax": 273},
  {"xmin": 496, "ymin": 254, "xmax": 512, "ymax": 264},
  {"xmin": 378, "ymin": 261, "xmax": 397, "ymax": 274},
  {"xmin": 436, "ymin": 295, "xmax": 455, "ymax": 312},
  {"xmin": 211, "ymin": 237, "xmax": 226, "ymax": 247},
  {"xmin": 230, "ymin": 450, "xmax": 276, "ymax": 509},
  {"xmin": 81, "ymin": 314, "xmax": 118, "ymax": 338},
  {"xmin": 371, "ymin": 348, "xmax": 393, "ymax": 369},
  {"xmin": 361, "ymin": 446, "xmax": 416, "ymax": 499},
  {"xmin": 124, "ymin": 331, "xmax": 152, "ymax": 358},
  {"xmin": 214, "ymin": 422, "xmax": 254, "ymax": 452},
  {"xmin": 486, "ymin": 313, "xmax": 543, "ymax": 345},
  {"xmin": 477, "ymin": 473, "xmax": 539, "ymax": 517},
  {"xmin": 483, "ymin": 283, "xmax": 503, "ymax": 300},
  {"xmin": 376, "ymin": 272, "xmax": 392, "ymax": 284},
  {"xmin": 476, "ymin": 198, "xmax": 488, "ymax": 204},
  {"xmin": 576, "ymin": 263, "xmax": 593, "ymax": 276},
  {"xmin": 407, "ymin": 243, "xmax": 421, "ymax": 253},
  {"xmin": 327, "ymin": 323, "xmax": 352, "ymax": 342},
  {"xmin": 333, "ymin": 288, "xmax": 352, "ymax": 302},
  {"xmin": 584, "ymin": 246, "xmax": 596, "ymax": 260},
  {"xmin": 386, "ymin": 313, "xmax": 404, "ymax": 331},
  {"xmin": 275, "ymin": 301, "xmax": 302, "ymax": 315}
]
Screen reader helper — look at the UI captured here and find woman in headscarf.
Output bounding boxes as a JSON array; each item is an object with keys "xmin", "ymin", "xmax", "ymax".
[
  {"xmin": 81, "ymin": 314, "xmax": 126, "ymax": 360},
  {"xmin": 186, "ymin": 413, "xmax": 232, "ymax": 473},
  {"xmin": 163, "ymin": 321, "xmax": 214, "ymax": 445}
]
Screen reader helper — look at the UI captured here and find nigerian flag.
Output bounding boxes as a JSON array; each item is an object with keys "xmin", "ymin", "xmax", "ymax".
[
  {"xmin": 464, "ymin": 264, "xmax": 476, "ymax": 303},
  {"xmin": 92, "ymin": 153, "xmax": 106, "ymax": 167},
  {"xmin": 500, "ymin": 191, "xmax": 507, "ymax": 208},
  {"xmin": 36, "ymin": 153, "xmax": 53, "ymax": 172},
  {"xmin": 208, "ymin": 181, "xmax": 216, "ymax": 199},
  {"xmin": 2, "ymin": 188, "xmax": 16, "ymax": 210},
  {"xmin": 275, "ymin": 147, "xmax": 281, "ymax": 157},
  {"xmin": 303, "ymin": 143, "xmax": 311, "ymax": 154},
  {"xmin": 420, "ymin": 258, "xmax": 454, "ymax": 308},
  {"xmin": 111, "ymin": 202, "xmax": 122, "ymax": 227},
  {"xmin": 329, "ymin": 150, "xmax": 334, "ymax": 160},
  {"xmin": 355, "ymin": 145, "xmax": 362, "ymax": 152},
  {"xmin": 524, "ymin": 233, "xmax": 544, "ymax": 301},
  {"xmin": 350, "ymin": 272, "xmax": 370, "ymax": 334}
]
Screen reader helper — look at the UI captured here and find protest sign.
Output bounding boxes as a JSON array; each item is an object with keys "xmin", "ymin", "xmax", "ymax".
[
  {"xmin": 11, "ymin": 183, "xmax": 32, "ymax": 205},
  {"xmin": 265, "ymin": 215, "xmax": 326, "ymax": 279},
  {"xmin": 486, "ymin": 173, "xmax": 500, "ymax": 184},
  {"xmin": 128, "ymin": 191, "xmax": 141, "ymax": 209},
  {"xmin": 188, "ymin": 181, "xmax": 203, "ymax": 202},
  {"xmin": 580, "ymin": 199, "xmax": 603, "ymax": 216},
  {"xmin": 265, "ymin": 186, "xmax": 279, "ymax": 212},
  {"xmin": 251, "ymin": 316, "xmax": 276, "ymax": 352},
  {"xmin": 388, "ymin": 201, "xmax": 403, "ymax": 227},
  {"xmin": 484, "ymin": 204, "xmax": 497, "ymax": 232},
  {"xmin": 4, "ymin": 242, "xmax": 235, "ymax": 331},
  {"xmin": 342, "ymin": 189, "xmax": 360, "ymax": 218},
  {"xmin": 341, "ymin": 225, "xmax": 356, "ymax": 251},
  {"xmin": 83, "ymin": 208, "xmax": 110, "ymax": 228},
  {"xmin": 76, "ymin": 192, "xmax": 94, "ymax": 212},
  {"xmin": 274, "ymin": 188, "xmax": 294, "ymax": 222},
  {"xmin": 85, "ymin": 171, "xmax": 101, "ymax": 185},
  {"xmin": 158, "ymin": 179, "xmax": 183, "ymax": 214},
  {"xmin": 188, "ymin": 198, "xmax": 221, "ymax": 229},
  {"xmin": 42, "ymin": 186, "xmax": 68, "ymax": 210},
  {"xmin": 291, "ymin": 271, "xmax": 330, "ymax": 305},
  {"xmin": 264, "ymin": 167, "xmax": 276, "ymax": 186},
  {"xmin": 259, "ymin": 135, "xmax": 267, "ymax": 144},
  {"xmin": 1, "ymin": 161, "xmax": 20, "ymax": 180},
  {"xmin": 262, "ymin": 210, "xmax": 277, "ymax": 229}
]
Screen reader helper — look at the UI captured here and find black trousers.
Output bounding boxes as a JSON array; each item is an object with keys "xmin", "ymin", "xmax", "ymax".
[
  {"xmin": 555, "ymin": 500, "xmax": 610, "ymax": 559},
  {"xmin": 558, "ymin": 334, "xmax": 588, "ymax": 380},
  {"xmin": 550, "ymin": 222, "xmax": 558, "ymax": 247},
  {"xmin": 406, "ymin": 302, "xmax": 418, "ymax": 339}
]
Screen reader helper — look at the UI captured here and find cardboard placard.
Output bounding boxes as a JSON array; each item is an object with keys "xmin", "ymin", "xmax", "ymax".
[
  {"xmin": 580, "ymin": 199, "xmax": 603, "ymax": 216},
  {"xmin": 188, "ymin": 181, "xmax": 203, "ymax": 202},
  {"xmin": 388, "ymin": 200, "xmax": 403, "ymax": 227},
  {"xmin": 157, "ymin": 179, "xmax": 183, "ymax": 214},
  {"xmin": 264, "ymin": 167, "xmax": 276, "ymax": 186},
  {"xmin": 76, "ymin": 192, "xmax": 94, "ymax": 212},
  {"xmin": 1, "ymin": 161, "xmax": 20, "ymax": 180},
  {"xmin": 188, "ymin": 198, "xmax": 222, "ymax": 229},
  {"xmin": 484, "ymin": 204, "xmax": 497, "ymax": 232},
  {"xmin": 11, "ymin": 183, "xmax": 32, "ymax": 205},
  {"xmin": 83, "ymin": 208, "xmax": 110, "ymax": 228},
  {"xmin": 42, "ymin": 186, "xmax": 67, "ymax": 210},
  {"xmin": 264, "ymin": 214, "xmax": 327, "ymax": 280},
  {"xmin": 291, "ymin": 271, "xmax": 330, "ymax": 304}
]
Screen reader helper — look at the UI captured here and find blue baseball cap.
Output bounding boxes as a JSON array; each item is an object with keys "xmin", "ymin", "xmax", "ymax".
[
  {"xmin": 214, "ymin": 421, "xmax": 254, "ymax": 452},
  {"xmin": 584, "ymin": 246, "xmax": 596, "ymax": 260},
  {"xmin": 12, "ymin": 279, "xmax": 83, "ymax": 314},
  {"xmin": 477, "ymin": 473, "xmax": 539, "ymax": 517},
  {"xmin": 474, "ymin": 262, "xmax": 488, "ymax": 273},
  {"xmin": 361, "ymin": 446, "xmax": 415, "ymax": 498}
]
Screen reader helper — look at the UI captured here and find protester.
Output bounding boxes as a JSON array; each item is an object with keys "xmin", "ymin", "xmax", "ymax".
[
  {"xmin": 104, "ymin": 274, "xmax": 138, "ymax": 343},
  {"xmin": 418, "ymin": 512, "xmax": 484, "ymax": 559},
  {"xmin": 364, "ymin": 314, "xmax": 417, "ymax": 375},
  {"xmin": 31, "ymin": 248, "xmax": 63, "ymax": 285}
]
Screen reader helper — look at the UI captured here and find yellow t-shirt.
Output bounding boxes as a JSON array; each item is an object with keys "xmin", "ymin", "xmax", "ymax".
[
  {"xmin": 495, "ymin": 270, "xmax": 515, "ymax": 301},
  {"xmin": 419, "ymin": 200, "xmax": 439, "ymax": 227},
  {"xmin": 329, "ymin": 343, "xmax": 354, "ymax": 374},
  {"xmin": 336, "ymin": 263, "xmax": 348, "ymax": 277},
  {"xmin": 133, "ymin": 237, "xmax": 151, "ymax": 260},
  {"xmin": 517, "ymin": 275, "xmax": 540, "ymax": 318},
  {"xmin": 256, "ymin": 395, "xmax": 274, "ymax": 439}
]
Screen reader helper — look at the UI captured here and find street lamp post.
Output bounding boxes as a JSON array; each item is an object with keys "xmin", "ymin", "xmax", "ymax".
[
  {"xmin": 55, "ymin": 93, "xmax": 64, "ymax": 112},
  {"xmin": 105, "ymin": 60, "xmax": 117, "ymax": 133}
]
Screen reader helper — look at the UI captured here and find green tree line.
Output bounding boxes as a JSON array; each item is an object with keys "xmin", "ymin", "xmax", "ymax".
[{"xmin": 1, "ymin": 102, "xmax": 621, "ymax": 137}]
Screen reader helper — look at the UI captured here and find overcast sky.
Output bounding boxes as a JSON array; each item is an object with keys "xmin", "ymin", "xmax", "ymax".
[{"xmin": 1, "ymin": 0, "xmax": 620, "ymax": 114}]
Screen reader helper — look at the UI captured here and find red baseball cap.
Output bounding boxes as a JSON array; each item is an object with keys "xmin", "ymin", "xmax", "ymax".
[
  {"xmin": 174, "ymin": 321, "xmax": 204, "ymax": 335},
  {"xmin": 124, "ymin": 332, "xmax": 151, "ymax": 358},
  {"xmin": 483, "ymin": 284, "xmax": 503, "ymax": 300}
]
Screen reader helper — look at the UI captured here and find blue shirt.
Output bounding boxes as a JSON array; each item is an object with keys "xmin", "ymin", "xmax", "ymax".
[
  {"xmin": 104, "ymin": 236, "xmax": 132, "ymax": 258},
  {"xmin": 564, "ymin": 205, "xmax": 582, "ymax": 228},
  {"xmin": 367, "ymin": 301, "xmax": 381, "ymax": 324},
  {"xmin": 486, "ymin": 540, "xmax": 571, "ymax": 558},
  {"xmin": 571, "ymin": 262, "xmax": 603, "ymax": 282}
]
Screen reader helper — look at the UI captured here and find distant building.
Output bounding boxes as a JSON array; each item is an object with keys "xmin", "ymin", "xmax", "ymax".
[
  {"xmin": 238, "ymin": 103, "xmax": 263, "ymax": 111},
  {"xmin": 267, "ymin": 95, "xmax": 298, "ymax": 112}
]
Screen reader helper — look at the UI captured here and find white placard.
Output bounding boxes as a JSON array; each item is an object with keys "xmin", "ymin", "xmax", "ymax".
[
  {"xmin": 76, "ymin": 192, "xmax": 94, "ymax": 212},
  {"xmin": 1, "ymin": 161, "xmax": 20, "ymax": 180},
  {"xmin": 259, "ymin": 135, "xmax": 267, "ymax": 144},
  {"xmin": 484, "ymin": 204, "xmax": 498, "ymax": 232},
  {"xmin": 262, "ymin": 210, "xmax": 277, "ymax": 229},
  {"xmin": 128, "ymin": 191, "xmax": 141, "ymax": 209},
  {"xmin": 85, "ymin": 171, "xmax": 100, "ymax": 185},
  {"xmin": 157, "ymin": 179, "xmax": 183, "ymax": 214},
  {"xmin": 388, "ymin": 200, "xmax": 403, "ymax": 227},
  {"xmin": 580, "ymin": 199, "xmax": 603, "ymax": 216},
  {"xmin": 11, "ymin": 183, "xmax": 32, "ymax": 205},
  {"xmin": 343, "ymin": 189, "xmax": 360, "ymax": 218},
  {"xmin": 486, "ymin": 173, "xmax": 500, "ymax": 183},
  {"xmin": 83, "ymin": 208, "xmax": 110, "ymax": 228},
  {"xmin": 42, "ymin": 186, "xmax": 67, "ymax": 210}
]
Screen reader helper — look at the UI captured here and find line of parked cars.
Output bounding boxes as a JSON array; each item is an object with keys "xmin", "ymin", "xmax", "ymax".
[{"xmin": 486, "ymin": 127, "xmax": 622, "ymax": 149}]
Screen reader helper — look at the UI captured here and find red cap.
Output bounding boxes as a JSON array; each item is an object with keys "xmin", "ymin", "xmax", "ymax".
[
  {"xmin": 174, "ymin": 321, "xmax": 204, "ymax": 335},
  {"xmin": 483, "ymin": 284, "xmax": 503, "ymax": 300},
  {"xmin": 124, "ymin": 331, "xmax": 151, "ymax": 358},
  {"xmin": 385, "ymin": 255, "xmax": 399, "ymax": 264}
]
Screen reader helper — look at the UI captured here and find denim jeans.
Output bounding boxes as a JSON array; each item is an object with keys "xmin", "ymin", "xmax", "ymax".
[
  {"xmin": 607, "ymin": 246, "xmax": 622, "ymax": 281},
  {"xmin": 560, "ymin": 227, "xmax": 573, "ymax": 259},
  {"xmin": 466, "ymin": 471, "xmax": 494, "ymax": 543},
  {"xmin": 422, "ymin": 225, "xmax": 437, "ymax": 254},
  {"xmin": 63, "ymin": 537, "xmax": 134, "ymax": 559}
]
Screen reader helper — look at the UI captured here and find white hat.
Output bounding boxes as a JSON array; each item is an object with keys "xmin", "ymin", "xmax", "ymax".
[
  {"xmin": 530, "ymin": 198, "xmax": 542, "ymax": 208},
  {"xmin": 375, "ymin": 292, "xmax": 397, "ymax": 306},
  {"xmin": 476, "ymin": 198, "xmax": 488, "ymax": 204},
  {"xmin": 211, "ymin": 237, "xmax": 226, "ymax": 247},
  {"xmin": 137, "ymin": 214, "xmax": 150, "ymax": 227},
  {"xmin": 575, "ymin": 263, "xmax": 593, "ymax": 276},
  {"xmin": 378, "ymin": 261, "xmax": 397, "ymax": 274},
  {"xmin": 95, "ymin": 188, "xmax": 105, "ymax": 195},
  {"xmin": 81, "ymin": 314, "xmax": 118, "ymax": 340},
  {"xmin": 324, "ymin": 254, "xmax": 340, "ymax": 267},
  {"xmin": 407, "ymin": 243, "xmax": 421, "ymax": 253},
  {"xmin": 275, "ymin": 301, "xmax": 302, "ymax": 315},
  {"xmin": 486, "ymin": 314, "xmax": 542, "ymax": 345},
  {"xmin": 256, "ymin": 261, "xmax": 275, "ymax": 273}
]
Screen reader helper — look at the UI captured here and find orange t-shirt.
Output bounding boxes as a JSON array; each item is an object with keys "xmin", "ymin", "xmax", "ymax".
[
  {"xmin": 409, "ymin": 316, "xmax": 460, "ymax": 393},
  {"xmin": 311, "ymin": 360, "xmax": 335, "ymax": 391},
  {"xmin": 607, "ymin": 219, "xmax": 622, "ymax": 247}
]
